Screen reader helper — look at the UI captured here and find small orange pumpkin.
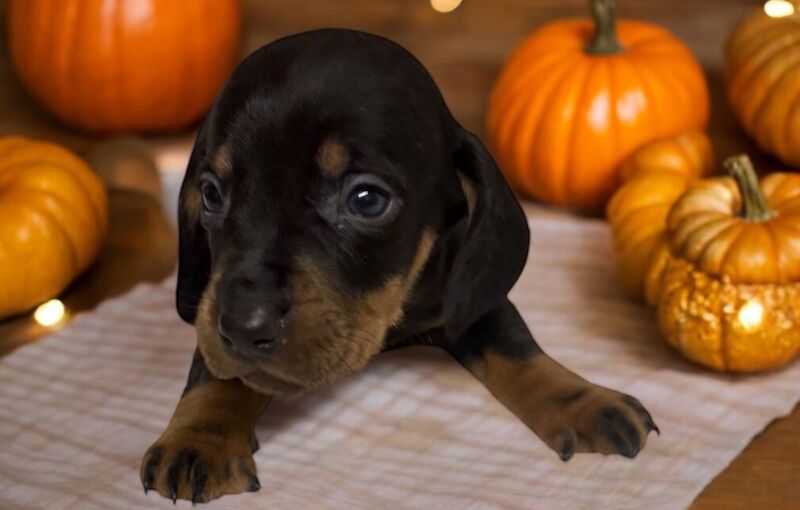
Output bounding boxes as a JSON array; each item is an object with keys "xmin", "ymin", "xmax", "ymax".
[
  {"xmin": 7, "ymin": 0, "xmax": 241, "ymax": 133},
  {"xmin": 0, "ymin": 137, "xmax": 108, "ymax": 319},
  {"xmin": 658, "ymin": 155, "xmax": 800, "ymax": 372},
  {"xmin": 607, "ymin": 132, "xmax": 714, "ymax": 305},
  {"xmin": 487, "ymin": 0, "xmax": 709, "ymax": 209},
  {"xmin": 726, "ymin": 4, "xmax": 800, "ymax": 167}
]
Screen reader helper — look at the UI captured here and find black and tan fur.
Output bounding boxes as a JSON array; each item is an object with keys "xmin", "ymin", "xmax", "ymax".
[{"xmin": 141, "ymin": 29, "xmax": 657, "ymax": 504}]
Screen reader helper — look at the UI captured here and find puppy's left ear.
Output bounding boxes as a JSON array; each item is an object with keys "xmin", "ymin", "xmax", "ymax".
[
  {"xmin": 176, "ymin": 121, "xmax": 212, "ymax": 324},
  {"xmin": 442, "ymin": 130, "xmax": 530, "ymax": 340}
]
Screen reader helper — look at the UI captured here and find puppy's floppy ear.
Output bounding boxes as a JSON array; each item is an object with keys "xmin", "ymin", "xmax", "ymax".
[
  {"xmin": 176, "ymin": 121, "xmax": 212, "ymax": 324},
  {"xmin": 442, "ymin": 129, "xmax": 530, "ymax": 340}
]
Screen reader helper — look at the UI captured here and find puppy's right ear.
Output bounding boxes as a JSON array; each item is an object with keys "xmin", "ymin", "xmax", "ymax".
[
  {"xmin": 441, "ymin": 130, "xmax": 530, "ymax": 340},
  {"xmin": 176, "ymin": 122, "xmax": 211, "ymax": 324}
]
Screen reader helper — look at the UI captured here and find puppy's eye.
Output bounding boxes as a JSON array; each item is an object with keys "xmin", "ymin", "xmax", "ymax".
[
  {"xmin": 201, "ymin": 181, "xmax": 224, "ymax": 214},
  {"xmin": 346, "ymin": 185, "xmax": 390, "ymax": 218}
]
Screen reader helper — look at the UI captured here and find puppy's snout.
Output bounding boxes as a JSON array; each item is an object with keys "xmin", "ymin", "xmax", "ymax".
[{"xmin": 218, "ymin": 305, "xmax": 286, "ymax": 354}]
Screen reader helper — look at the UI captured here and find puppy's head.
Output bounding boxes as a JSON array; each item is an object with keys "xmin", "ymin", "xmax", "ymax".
[{"xmin": 177, "ymin": 30, "xmax": 528, "ymax": 394}]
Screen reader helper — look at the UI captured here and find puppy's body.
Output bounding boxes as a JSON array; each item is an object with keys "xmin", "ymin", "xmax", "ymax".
[{"xmin": 142, "ymin": 29, "xmax": 657, "ymax": 504}]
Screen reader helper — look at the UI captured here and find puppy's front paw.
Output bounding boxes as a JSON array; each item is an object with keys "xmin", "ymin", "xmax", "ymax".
[
  {"xmin": 542, "ymin": 388, "xmax": 658, "ymax": 461},
  {"xmin": 141, "ymin": 427, "xmax": 260, "ymax": 504}
]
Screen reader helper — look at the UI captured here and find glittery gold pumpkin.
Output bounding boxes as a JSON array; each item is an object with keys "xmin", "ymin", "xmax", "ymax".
[{"xmin": 658, "ymin": 155, "xmax": 800, "ymax": 372}]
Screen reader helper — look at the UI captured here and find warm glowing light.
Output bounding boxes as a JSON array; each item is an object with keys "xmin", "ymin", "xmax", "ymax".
[
  {"xmin": 431, "ymin": 0, "xmax": 463, "ymax": 13},
  {"xmin": 764, "ymin": 0, "xmax": 795, "ymax": 18},
  {"xmin": 34, "ymin": 299, "xmax": 66, "ymax": 327},
  {"xmin": 737, "ymin": 300, "xmax": 764, "ymax": 331}
]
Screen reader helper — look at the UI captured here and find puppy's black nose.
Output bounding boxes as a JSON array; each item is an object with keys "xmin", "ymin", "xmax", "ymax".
[{"xmin": 218, "ymin": 306, "xmax": 284, "ymax": 354}]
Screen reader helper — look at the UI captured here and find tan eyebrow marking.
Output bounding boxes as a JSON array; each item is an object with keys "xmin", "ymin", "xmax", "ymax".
[
  {"xmin": 457, "ymin": 171, "xmax": 477, "ymax": 219},
  {"xmin": 213, "ymin": 144, "xmax": 233, "ymax": 177},
  {"xmin": 182, "ymin": 186, "xmax": 202, "ymax": 219},
  {"xmin": 316, "ymin": 139, "xmax": 349, "ymax": 178}
]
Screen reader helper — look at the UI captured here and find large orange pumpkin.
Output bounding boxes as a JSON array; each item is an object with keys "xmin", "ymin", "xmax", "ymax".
[
  {"xmin": 606, "ymin": 131, "xmax": 714, "ymax": 305},
  {"xmin": 487, "ymin": 0, "xmax": 709, "ymax": 209},
  {"xmin": 7, "ymin": 0, "xmax": 241, "ymax": 133},
  {"xmin": 726, "ymin": 3, "xmax": 800, "ymax": 167},
  {"xmin": 0, "ymin": 137, "xmax": 108, "ymax": 319},
  {"xmin": 659, "ymin": 155, "xmax": 800, "ymax": 371}
]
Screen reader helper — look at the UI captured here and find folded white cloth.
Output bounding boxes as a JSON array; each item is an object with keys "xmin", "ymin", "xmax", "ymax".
[{"xmin": 1, "ymin": 209, "xmax": 798, "ymax": 510}]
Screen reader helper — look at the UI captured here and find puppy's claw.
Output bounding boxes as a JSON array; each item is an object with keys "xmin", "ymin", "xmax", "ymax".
[
  {"xmin": 190, "ymin": 458, "xmax": 208, "ymax": 504},
  {"xmin": 622, "ymin": 395, "xmax": 659, "ymax": 438},
  {"xmin": 249, "ymin": 475, "xmax": 261, "ymax": 492},
  {"xmin": 166, "ymin": 465, "xmax": 180, "ymax": 504},
  {"xmin": 602, "ymin": 407, "xmax": 643, "ymax": 458},
  {"xmin": 600, "ymin": 421, "xmax": 635, "ymax": 458},
  {"xmin": 141, "ymin": 446, "xmax": 160, "ymax": 496},
  {"xmin": 555, "ymin": 429, "xmax": 576, "ymax": 462}
]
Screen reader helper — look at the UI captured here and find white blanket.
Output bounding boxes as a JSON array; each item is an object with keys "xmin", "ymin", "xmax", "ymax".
[{"xmin": 1, "ymin": 210, "xmax": 798, "ymax": 510}]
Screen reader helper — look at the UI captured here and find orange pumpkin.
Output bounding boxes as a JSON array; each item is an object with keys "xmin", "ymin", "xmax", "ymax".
[
  {"xmin": 0, "ymin": 137, "xmax": 108, "ymax": 319},
  {"xmin": 726, "ymin": 3, "xmax": 800, "ymax": 167},
  {"xmin": 659, "ymin": 155, "xmax": 800, "ymax": 371},
  {"xmin": 488, "ymin": 0, "xmax": 709, "ymax": 209},
  {"xmin": 8, "ymin": 0, "xmax": 241, "ymax": 133},
  {"xmin": 607, "ymin": 132, "xmax": 714, "ymax": 305}
]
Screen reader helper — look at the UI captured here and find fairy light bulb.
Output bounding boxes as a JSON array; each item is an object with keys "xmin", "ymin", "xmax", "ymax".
[
  {"xmin": 764, "ymin": 0, "xmax": 795, "ymax": 18},
  {"xmin": 431, "ymin": 0, "xmax": 463, "ymax": 13},
  {"xmin": 34, "ymin": 299, "xmax": 66, "ymax": 327},
  {"xmin": 737, "ymin": 300, "xmax": 764, "ymax": 331}
]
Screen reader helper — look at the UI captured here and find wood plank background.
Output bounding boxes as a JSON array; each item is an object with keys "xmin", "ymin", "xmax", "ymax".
[{"xmin": 0, "ymin": 1, "xmax": 797, "ymax": 508}]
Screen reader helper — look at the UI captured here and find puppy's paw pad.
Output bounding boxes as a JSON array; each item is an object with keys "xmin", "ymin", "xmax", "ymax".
[
  {"xmin": 544, "ymin": 388, "xmax": 658, "ymax": 460},
  {"xmin": 141, "ymin": 429, "xmax": 259, "ymax": 503}
]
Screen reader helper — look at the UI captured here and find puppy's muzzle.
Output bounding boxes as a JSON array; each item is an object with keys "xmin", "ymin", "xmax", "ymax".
[
  {"xmin": 216, "ymin": 263, "xmax": 292, "ymax": 357},
  {"xmin": 218, "ymin": 304, "xmax": 287, "ymax": 355}
]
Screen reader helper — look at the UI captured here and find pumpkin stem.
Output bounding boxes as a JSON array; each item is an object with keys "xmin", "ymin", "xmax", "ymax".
[
  {"xmin": 586, "ymin": 0, "xmax": 624, "ymax": 55},
  {"xmin": 725, "ymin": 154, "xmax": 773, "ymax": 222}
]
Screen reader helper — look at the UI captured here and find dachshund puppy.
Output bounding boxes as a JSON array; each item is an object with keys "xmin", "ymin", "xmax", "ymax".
[{"xmin": 141, "ymin": 29, "xmax": 657, "ymax": 503}]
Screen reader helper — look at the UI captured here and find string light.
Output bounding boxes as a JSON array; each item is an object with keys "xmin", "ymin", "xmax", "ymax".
[
  {"xmin": 737, "ymin": 300, "xmax": 764, "ymax": 331},
  {"xmin": 431, "ymin": 0, "xmax": 463, "ymax": 13},
  {"xmin": 764, "ymin": 0, "xmax": 795, "ymax": 18},
  {"xmin": 34, "ymin": 299, "xmax": 66, "ymax": 327}
]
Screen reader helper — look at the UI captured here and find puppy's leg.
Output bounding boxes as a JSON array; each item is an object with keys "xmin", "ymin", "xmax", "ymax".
[
  {"xmin": 447, "ymin": 299, "xmax": 658, "ymax": 461},
  {"xmin": 141, "ymin": 350, "xmax": 270, "ymax": 503}
]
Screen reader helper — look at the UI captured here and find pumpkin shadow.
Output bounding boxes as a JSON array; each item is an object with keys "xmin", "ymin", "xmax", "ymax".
[
  {"xmin": 520, "ymin": 206, "xmax": 721, "ymax": 376},
  {"xmin": 545, "ymin": 246, "xmax": 759, "ymax": 380}
]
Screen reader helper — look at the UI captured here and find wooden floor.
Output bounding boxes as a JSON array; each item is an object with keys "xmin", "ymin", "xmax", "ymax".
[{"xmin": 1, "ymin": 1, "xmax": 798, "ymax": 508}]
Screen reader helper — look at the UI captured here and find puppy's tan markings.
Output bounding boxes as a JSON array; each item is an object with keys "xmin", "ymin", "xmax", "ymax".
[
  {"xmin": 316, "ymin": 139, "xmax": 349, "ymax": 178},
  {"xmin": 140, "ymin": 379, "xmax": 269, "ymax": 503},
  {"xmin": 195, "ymin": 268, "xmax": 245, "ymax": 381},
  {"xmin": 181, "ymin": 185, "xmax": 202, "ymax": 220},
  {"xmin": 213, "ymin": 143, "xmax": 234, "ymax": 178},
  {"xmin": 287, "ymin": 229, "xmax": 437, "ymax": 386},
  {"xmin": 194, "ymin": 230, "xmax": 437, "ymax": 395},
  {"xmin": 457, "ymin": 171, "xmax": 477, "ymax": 219},
  {"xmin": 469, "ymin": 352, "xmax": 655, "ymax": 459},
  {"xmin": 361, "ymin": 229, "xmax": 437, "ymax": 328}
]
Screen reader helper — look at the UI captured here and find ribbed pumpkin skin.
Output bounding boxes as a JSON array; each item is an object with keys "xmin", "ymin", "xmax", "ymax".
[
  {"xmin": 667, "ymin": 173, "xmax": 800, "ymax": 284},
  {"xmin": 658, "ymin": 164, "xmax": 800, "ymax": 372},
  {"xmin": 488, "ymin": 19, "xmax": 709, "ymax": 209},
  {"xmin": 606, "ymin": 132, "xmax": 713, "ymax": 304},
  {"xmin": 8, "ymin": 0, "xmax": 240, "ymax": 133},
  {"xmin": 726, "ymin": 8, "xmax": 800, "ymax": 167},
  {"xmin": 0, "ymin": 137, "xmax": 108, "ymax": 319}
]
